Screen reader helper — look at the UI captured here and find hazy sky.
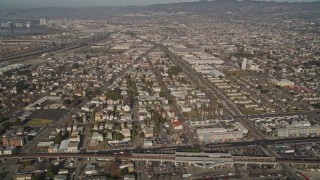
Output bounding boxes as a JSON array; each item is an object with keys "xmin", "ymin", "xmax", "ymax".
[
  {"xmin": 0, "ymin": 0, "xmax": 317, "ymax": 9},
  {"xmin": 0, "ymin": 0, "xmax": 197, "ymax": 9}
]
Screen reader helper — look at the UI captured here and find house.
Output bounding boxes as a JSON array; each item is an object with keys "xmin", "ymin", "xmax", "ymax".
[
  {"xmin": 14, "ymin": 174, "xmax": 32, "ymax": 180},
  {"xmin": 95, "ymin": 111, "xmax": 105, "ymax": 121},
  {"xmin": 58, "ymin": 169, "xmax": 69, "ymax": 175},
  {"xmin": 181, "ymin": 106, "xmax": 192, "ymax": 112},
  {"xmin": 139, "ymin": 112, "xmax": 146, "ymax": 121},
  {"xmin": 152, "ymin": 86, "xmax": 161, "ymax": 92},
  {"xmin": 143, "ymin": 139, "xmax": 153, "ymax": 147},
  {"xmin": 105, "ymin": 123, "xmax": 113, "ymax": 130},
  {"xmin": 0, "ymin": 147, "xmax": 4, "ymax": 155},
  {"xmin": 173, "ymin": 119, "xmax": 183, "ymax": 130},
  {"xmin": 67, "ymin": 142, "xmax": 79, "ymax": 152},
  {"xmin": 106, "ymin": 132, "xmax": 113, "ymax": 140},
  {"xmin": 54, "ymin": 175, "xmax": 67, "ymax": 180},
  {"xmin": 69, "ymin": 134, "xmax": 80, "ymax": 142},
  {"xmin": 84, "ymin": 164, "xmax": 98, "ymax": 175},
  {"xmin": 92, "ymin": 132, "xmax": 104, "ymax": 142},
  {"xmin": 93, "ymin": 124, "xmax": 99, "ymax": 131},
  {"xmin": 143, "ymin": 127, "xmax": 154, "ymax": 138},
  {"xmin": 124, "ymin": 174, "xmax": 135, "ymax": 180},
  {"xmin": 122, "ymin": 105, "xmax": 131, "ymax": 112},
  {"xmin": 3, "ymin": 146, "xmax": 17, "ymax": 155},
  {"xmin": 48, "ymin": 144, "xmax": 59, "ymax": 153},
  {"xmin": 121, "ymin": 128, "xmax": 131, "ymax": 141},
  {"xmin": 121, "ymin": 114, "xmax": 132, "ymax": 122}
]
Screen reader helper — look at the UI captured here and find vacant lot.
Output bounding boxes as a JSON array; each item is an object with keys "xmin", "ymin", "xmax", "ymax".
[{"xmin": 26, "ymin": 119, "xmax": 53, "ymax": 126}]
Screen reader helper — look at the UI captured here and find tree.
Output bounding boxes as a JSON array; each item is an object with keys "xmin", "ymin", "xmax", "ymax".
[
  {"xmin": 72, "ymin": 63, "xmax": 79, "ymax": 69},
  {"xmin": 120, "ymin": 167, "xmax": 129, "ymax": 176},
  {"xmin": 52, "ymin": 86, "xmax": 58, "ymax": 91},
  {"xmin": 168, "ymin": 66, "xmax": 182, "ymax": 76},
  {"xmin": 46, "ymin": 164, "xmax": 56, "ymax": 178},
  {"xmin": 14, "ymin": 118, "xmax": 21, "ymax": 126},
  {"xmin": 31, "ymin": 173, "xmax": 44, "ymax": 180},
  {"xmin": 16, "ymin": 80, "xmax": 28, "ymax": 94},
  {"xmin": 312, "ymin": 103, "xmax": 320, "ymax": 109},
  {"xmin": 140, "ymin": 132, "xmax": 145, "ymax": 139},
  {"xmin": 0, "ymin": 113, "xmax": 4, "ymax": 122},
  {"xmin": 106, "ymin": 87, "xmax": 122, "ymax": 100},
  {"xmin": 2, "ymin": 122, "xmax": 13, "ymax": 130},
  {"xmin": 62, "ymin": 131, "xmax": 69, "ymax": 140},
  {"xmin": 159, "ymin": 90, "xmax": 166, "ymax": 97},
  {"xmin": 113, "ymin": 132, "xmax": 124, "ymax": 141},
  {"xmin": 54, "ymin": 133, "xmax": 62, "ymax": 144},
  {"xmin": 63, "ymin": 99, "xmax": 72, "ymax": 105}
]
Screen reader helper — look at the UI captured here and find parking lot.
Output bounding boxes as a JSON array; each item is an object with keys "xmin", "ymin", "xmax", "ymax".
[
  {"xmin": 273, "ymin": 142, "xmax": 320, "ymax": 159},
  {"xmin": 28, "ymin": 109, "xmax": 68, "ymax": 122}
]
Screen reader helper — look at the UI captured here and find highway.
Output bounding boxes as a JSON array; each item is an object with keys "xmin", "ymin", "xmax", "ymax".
[
  {"xmin": 0, "ymin": 33, "xmax": 109, "ymax": 62},
  {"xmin": 1, "ymin": 152, "xmax": 319, "ymax": 166}
]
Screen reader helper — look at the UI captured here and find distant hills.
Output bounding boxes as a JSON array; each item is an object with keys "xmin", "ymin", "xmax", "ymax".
[{"xmin": 0, "ymin": 0, "xmax": 319, "ymax": 19}]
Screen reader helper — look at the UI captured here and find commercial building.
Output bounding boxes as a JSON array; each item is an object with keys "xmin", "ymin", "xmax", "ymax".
[
  {"xmin": 2, "ymin": 131, "xmax": 28, "ymax": 147},
  {"xmin": 270, "ymin": 79, "xmax": 295, "ymax": 87},
  {"xmin": 197, "ymin": 128, "xmax": 243, "ymax": 143},
  {"xmin": 26, "ymin": 21, "xmax": 32, "ymax": 28},
  {"xmin": 40, "ymin": 18, "xmax": 47, "ymax": 26},
  {"xmin": 276, "ymin": 127, "xmax": 320, "ymax": 138},
  {"xmin": 241, "ymin": 58, "xmax": 247, "ymax": 70}
]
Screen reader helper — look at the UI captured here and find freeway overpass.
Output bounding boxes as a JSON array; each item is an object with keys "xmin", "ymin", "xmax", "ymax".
[{"xmin": 0, "ymin": 152, "xmax": 318, "ymax": 169}]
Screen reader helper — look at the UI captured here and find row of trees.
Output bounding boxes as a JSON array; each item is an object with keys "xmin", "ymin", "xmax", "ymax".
[
  {"xmin": 168, "ymin": 65, "xmax": 182, "ymax": 76},
  {"xmin": 150, "ymin": 111, "xmax": 166, "ymax": 133},
  {"xmin": 106, "ymin": 87, "xmax": 122, "ymax": 100},
  {"xmin": 53, "ymin": 131, "xmax": 69, "ymax": 144},
  {"xmin": 127, "ymin": 75, "xmax": 138, "ymax": 98},
  {"xmin": 16, "ymin": 80, "xmax": 32, "ymax": 94}
]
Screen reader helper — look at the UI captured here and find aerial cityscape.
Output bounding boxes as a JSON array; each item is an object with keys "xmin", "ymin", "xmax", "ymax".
[{"xmin": 0, "ymin": 0, "xmax": 320, "ymax": 179}]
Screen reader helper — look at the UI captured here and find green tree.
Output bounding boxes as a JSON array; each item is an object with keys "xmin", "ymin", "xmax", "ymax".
[
  {"xmin": 63, "ymin": 99, "xmax": 72, "ymax": 105},
  {"xmin": 2, "ymin": 122, "xmax": 13, "ymax": 130},
  {"xmin": 72, "ymin": 63, "xmax": 79, "ymax": 69},
  {"xmin": 0, "ymin": 113, "xmax": 5, "ymax": 122},
  {"xmin": 16, "ymin": 80, "xmax": 28, "ymax": 94},
  {"xmin": 54, "ymin": 133, "xmax": 62, "ymax": 144},
  {"xmin": 114, "ymin": 132, "xmax": 124, "ymax": 141},
  {"xmin": 120, "ymin": 167, "xmax": 129, "ymax": 176},
  {"xmin": 140, "ymin": 132, "xmax": 145, "ymax": 139},
  {"xmin": 31, "ymin": 173, "xmax": 44, "ymax": 180},
  {"xmin": 159, "ymin": 90, "xmax": 166, "ymax": 97},
  {"xmin": 168, "ymin": 66, "xmax": 182, "ymax": 76},
  {"xmin": 62, "ymin": 131, "xmax": 69, "ymax": 140},
  {"xmin": 14, "ymin": 118, "xmax": 21, "ymax": 126},
  {"xmin": 46, "ymin": 164, "xmax": 56, "ymax": 178}
]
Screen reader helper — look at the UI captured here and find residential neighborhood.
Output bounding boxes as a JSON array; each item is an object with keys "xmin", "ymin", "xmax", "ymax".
[{"xmin": 0, "ymin": 0, "xmax": 320, "ymax": 179}]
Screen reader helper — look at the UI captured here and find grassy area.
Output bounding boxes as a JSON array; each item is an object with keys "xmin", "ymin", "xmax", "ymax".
[
  {"xmin": 26, "ymin": 119, "xmax": 54, "ymax": 126},
  {"xmin": 182, "ymin": 109, "xmax": 199, "ymax": 118},
  {"xmin": 88, "ymin": 140, "xmax": 108, "ymax": 150}
]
